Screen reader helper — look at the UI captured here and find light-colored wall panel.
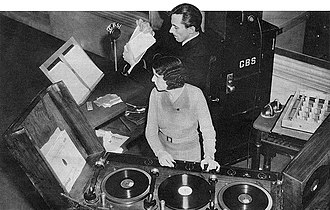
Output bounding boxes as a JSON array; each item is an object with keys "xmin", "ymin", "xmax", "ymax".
[{"xmin": 271, "ymin": 53, "xmax": 330, "ymax": 104}]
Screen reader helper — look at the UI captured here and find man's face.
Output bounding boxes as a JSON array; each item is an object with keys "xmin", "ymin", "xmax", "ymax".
[{"xmin": 169, "ymin": 14, "xmax": 191, "ymax": 43}]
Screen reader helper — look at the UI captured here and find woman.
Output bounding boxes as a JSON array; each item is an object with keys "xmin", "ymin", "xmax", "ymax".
[{"xmin": 145, "ymin": 56, "xmax": 220, "ymax": 171}]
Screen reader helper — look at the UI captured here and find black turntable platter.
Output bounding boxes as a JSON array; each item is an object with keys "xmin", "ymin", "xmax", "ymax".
[
  {"xmin": 158, "ymin": 174, "xmax": 211, "ymax": 210},
  {"xmin": 101, "ymin": 167, "xmax": 151, "ymax": 204},
  {"xmin": 218, "ymin": 182, "xmax": 273, "ymax": 210}
]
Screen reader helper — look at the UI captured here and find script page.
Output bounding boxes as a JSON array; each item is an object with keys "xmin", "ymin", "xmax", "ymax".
[
  {"xmin": 127, "ymin": 26, "xmax": 156, "ymax": 60},
  {"xmin": 49, "ymin": 61, "xmax": 89, "ymax": 104},
  {"xmin": 63, "ymin": 45, "xmax": 104, "ymax": 89}
]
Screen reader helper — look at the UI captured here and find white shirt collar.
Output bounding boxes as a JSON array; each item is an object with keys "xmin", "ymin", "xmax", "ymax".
[{"xmin": 182, "ymin": 32, "xmax": 200, "ymax": 46}]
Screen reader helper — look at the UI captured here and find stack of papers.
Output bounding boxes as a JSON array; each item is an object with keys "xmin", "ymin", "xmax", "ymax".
[
  {"xmin": 95, "ymin": 129, "xmax": 129, "ymax": 153},
  {"xmin": 93, "ymin": 94, "xmax": 122, "ymax": 108}
]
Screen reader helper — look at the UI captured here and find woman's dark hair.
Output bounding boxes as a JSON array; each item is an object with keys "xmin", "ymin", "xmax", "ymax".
[
  {"xmin": 152, "ymin": 56, "xmax": 185, "ymax": 90},
  {"xmin": 170, "ymin": 3, "xmax": 202, "ymax": 32}
]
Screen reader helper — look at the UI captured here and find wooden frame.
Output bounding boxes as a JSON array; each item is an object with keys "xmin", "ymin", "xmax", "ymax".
[{"xmin": 3, "ymin": 81, "xmax": 104, "ymax": 209}]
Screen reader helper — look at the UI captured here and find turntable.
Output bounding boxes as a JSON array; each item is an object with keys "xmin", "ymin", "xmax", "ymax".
[
  {"xmin": 99, "ymin": 171, "xmax": 215, "ymax": 210},
  {"xmin": 93, "ymin": 154, "xmax": 280, "ymax": 210},
  {"xmin": 218, "ymin": 182, "xmax": 273, "ymax": 210},
  {"xmin": 97, "ymin": 166, "xmax": 276, "ymax": 210},
  {"xmin": 101, "ymin": 167, "xmax": 151, "ymax": 205},
  {"xmin": 158, "ymin": 174, "xmax": 211, "ymax": 210}
]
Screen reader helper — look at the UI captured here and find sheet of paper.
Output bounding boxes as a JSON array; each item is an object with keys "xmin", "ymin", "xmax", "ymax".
[
  {"xmin": 41, "ymin": 128, "xmax": 86, "ymax": 192},
  {"xmin": 63, "ymin": 45, "xmax": 104, "ymax": 89},
  {"xmin": 95, "ymin": 130, "xmax": 128, "ymax": 153},
  {"xmin": 49, "ymin": 61, "xmax": 89, "ymax": 104},
  {"xmin": 93, "ymin": 94, "xmax": 122, "ymax": 108},
  {"xmin": 127, "ymin": 25, "xmax": 156, "ymax": 60}
]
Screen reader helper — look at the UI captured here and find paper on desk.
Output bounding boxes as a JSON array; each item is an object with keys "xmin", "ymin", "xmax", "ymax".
[
  {"xmin": 127, "ymin": 25, "xmax": 156, "ymax": 60},
  {"xmin": 41, "ymin": 128, "xmax": 86, "ymax": 192},
  {"xmin": 95, "ymin": 129, "xmax": 129, "ymax": 153},
  {"xmin": 93, "ymin": 94, "xmax": 122, "ymax": 108}
]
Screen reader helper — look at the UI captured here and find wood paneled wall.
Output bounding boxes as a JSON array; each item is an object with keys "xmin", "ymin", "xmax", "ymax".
[
  {"xmin": 271, "ymin": 51, "xmax": 330, "ymax": 104},
  {"xmin": 0, "ymin": 11, "xmax": 150, "ymax": 60}
]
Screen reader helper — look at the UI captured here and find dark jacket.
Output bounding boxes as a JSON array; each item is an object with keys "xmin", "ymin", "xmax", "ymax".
[
  {"xmin": 124, "ymin": 32, "xmax": 212, "ymax": 93},
  {"xmin": 178, "ymin": 33, "xmax": 212, "ymax": 91}
]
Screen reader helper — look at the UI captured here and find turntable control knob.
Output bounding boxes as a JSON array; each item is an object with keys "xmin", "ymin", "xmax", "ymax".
[
  {"xmin": 209, "ymin": 174, "xmax": 218, "ymax": 182},
  {"xmin": 150, "ymin": 168, "xmax": 159, "ymax": 176},
  {"xmin": 144, "ymin": 159, "xmax": 154, "ymax": 166},
  {"xmin": 227, "ymin": 169, "xmax": 236, "ymax": 176},
  {"xmin": 185, "ymin": 162, "xmax": 195, "ymax": 171},
  {"xmin": 83, "ymin": 188, "xmax": 98, "ymax": 204},
  {"xmin": 257, "ymin": 172, "xmax": 267, "ymax": 180}
]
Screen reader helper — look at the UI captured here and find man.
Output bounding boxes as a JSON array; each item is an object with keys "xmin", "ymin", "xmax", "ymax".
[
  {"xmin": 168, "ymin": 3, "xmax": 212, "ymax": 92},
  {"xmin": 122, "ymin": 3, "xmax": 213, "ymax": 94}
]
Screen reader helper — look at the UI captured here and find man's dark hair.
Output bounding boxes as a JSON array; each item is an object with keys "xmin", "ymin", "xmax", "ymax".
[
  {"xmin": 152, "ymin": 56, "xmax": 185, "ymax": 90},
  {"xmin": 170, "ymin": 3, "xmax": 202, "ymax": 32}
]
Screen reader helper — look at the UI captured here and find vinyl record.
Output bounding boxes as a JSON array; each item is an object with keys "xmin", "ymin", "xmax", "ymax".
[
  {"xmin": 218, "ymin": 182, "xmax": 273, "ymax": 210},
  {"xmin": 101, "ymin": 167, "xmax": 151, "ymax": 204},
  {"xmin": 158, "ymin": 174, "xmax": 211, "ymax": 210},
  {"xmin": 302, "ymin": 165, "xmax": 330, "ymax": 207}
]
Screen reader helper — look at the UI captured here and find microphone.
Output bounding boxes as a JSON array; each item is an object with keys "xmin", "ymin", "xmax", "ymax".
[
  {"xmin": 106, "ymin": 22, "xmax": 122, "ymax": 41},
  {"xmin": 106, "ymin": 23, "xmax": 122, "ymax": 71}
]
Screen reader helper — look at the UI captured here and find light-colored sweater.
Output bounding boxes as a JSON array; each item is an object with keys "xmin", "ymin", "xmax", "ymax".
[{"xmin": 145, "ymin": 84, "xmax": 217, "ymax": 161}]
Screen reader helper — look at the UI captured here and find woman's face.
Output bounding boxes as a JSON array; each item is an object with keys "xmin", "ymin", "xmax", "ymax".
[{"xmin": 152, "ymin": 69, "xmax": 167, "ymax": 91}]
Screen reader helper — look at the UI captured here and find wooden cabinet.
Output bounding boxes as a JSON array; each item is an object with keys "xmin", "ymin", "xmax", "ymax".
[{"xmin": 3, "ymin": 81, "xmax": 104, "ymax": 209}]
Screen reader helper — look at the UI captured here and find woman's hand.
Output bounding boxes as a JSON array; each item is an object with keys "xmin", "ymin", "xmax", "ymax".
[
  {"xmin": 158, "ymin": 151, "xmax": 176, "ymax": 167},
  {"xmin": 200, "ymin": 156, "xmax": 220, "ymax": 172}
]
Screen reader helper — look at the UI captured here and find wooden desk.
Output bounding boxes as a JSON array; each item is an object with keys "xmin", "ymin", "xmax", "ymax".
[
  {"xmin": 80, "ymin": 93, "xmax": 127, "ymax": 129},
  {"xmin": 78, "ymin": 68, "xmax": 150, "ymax": 129},
  {"xmin": 252, "ymin": 96, "xmax": 312, "ymax": 171},
  {"xmin": 79, "ymin": 70, "xmax": 151, "ymax": 152}
]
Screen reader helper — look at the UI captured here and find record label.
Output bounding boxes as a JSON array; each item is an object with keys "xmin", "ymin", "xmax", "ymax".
[{"xmin": 178, "ymin": 186, "xmax": 192, "ymax": 196}]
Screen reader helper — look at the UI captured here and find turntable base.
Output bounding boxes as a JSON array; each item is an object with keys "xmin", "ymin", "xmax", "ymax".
[
  {"xmin": 218, "ymin": 182, "xmax": 273, "ymax": 210},
  {"xmin": 158, "ymin": 174, "xmax": 211, "ymax": 210},
  {"xmin": 101, "ymin": 167, "xmax": 151, "ymax": 205},
  {"xmin": 81, "ymin": 154, "xmax": 281, "ymax": 210}
]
